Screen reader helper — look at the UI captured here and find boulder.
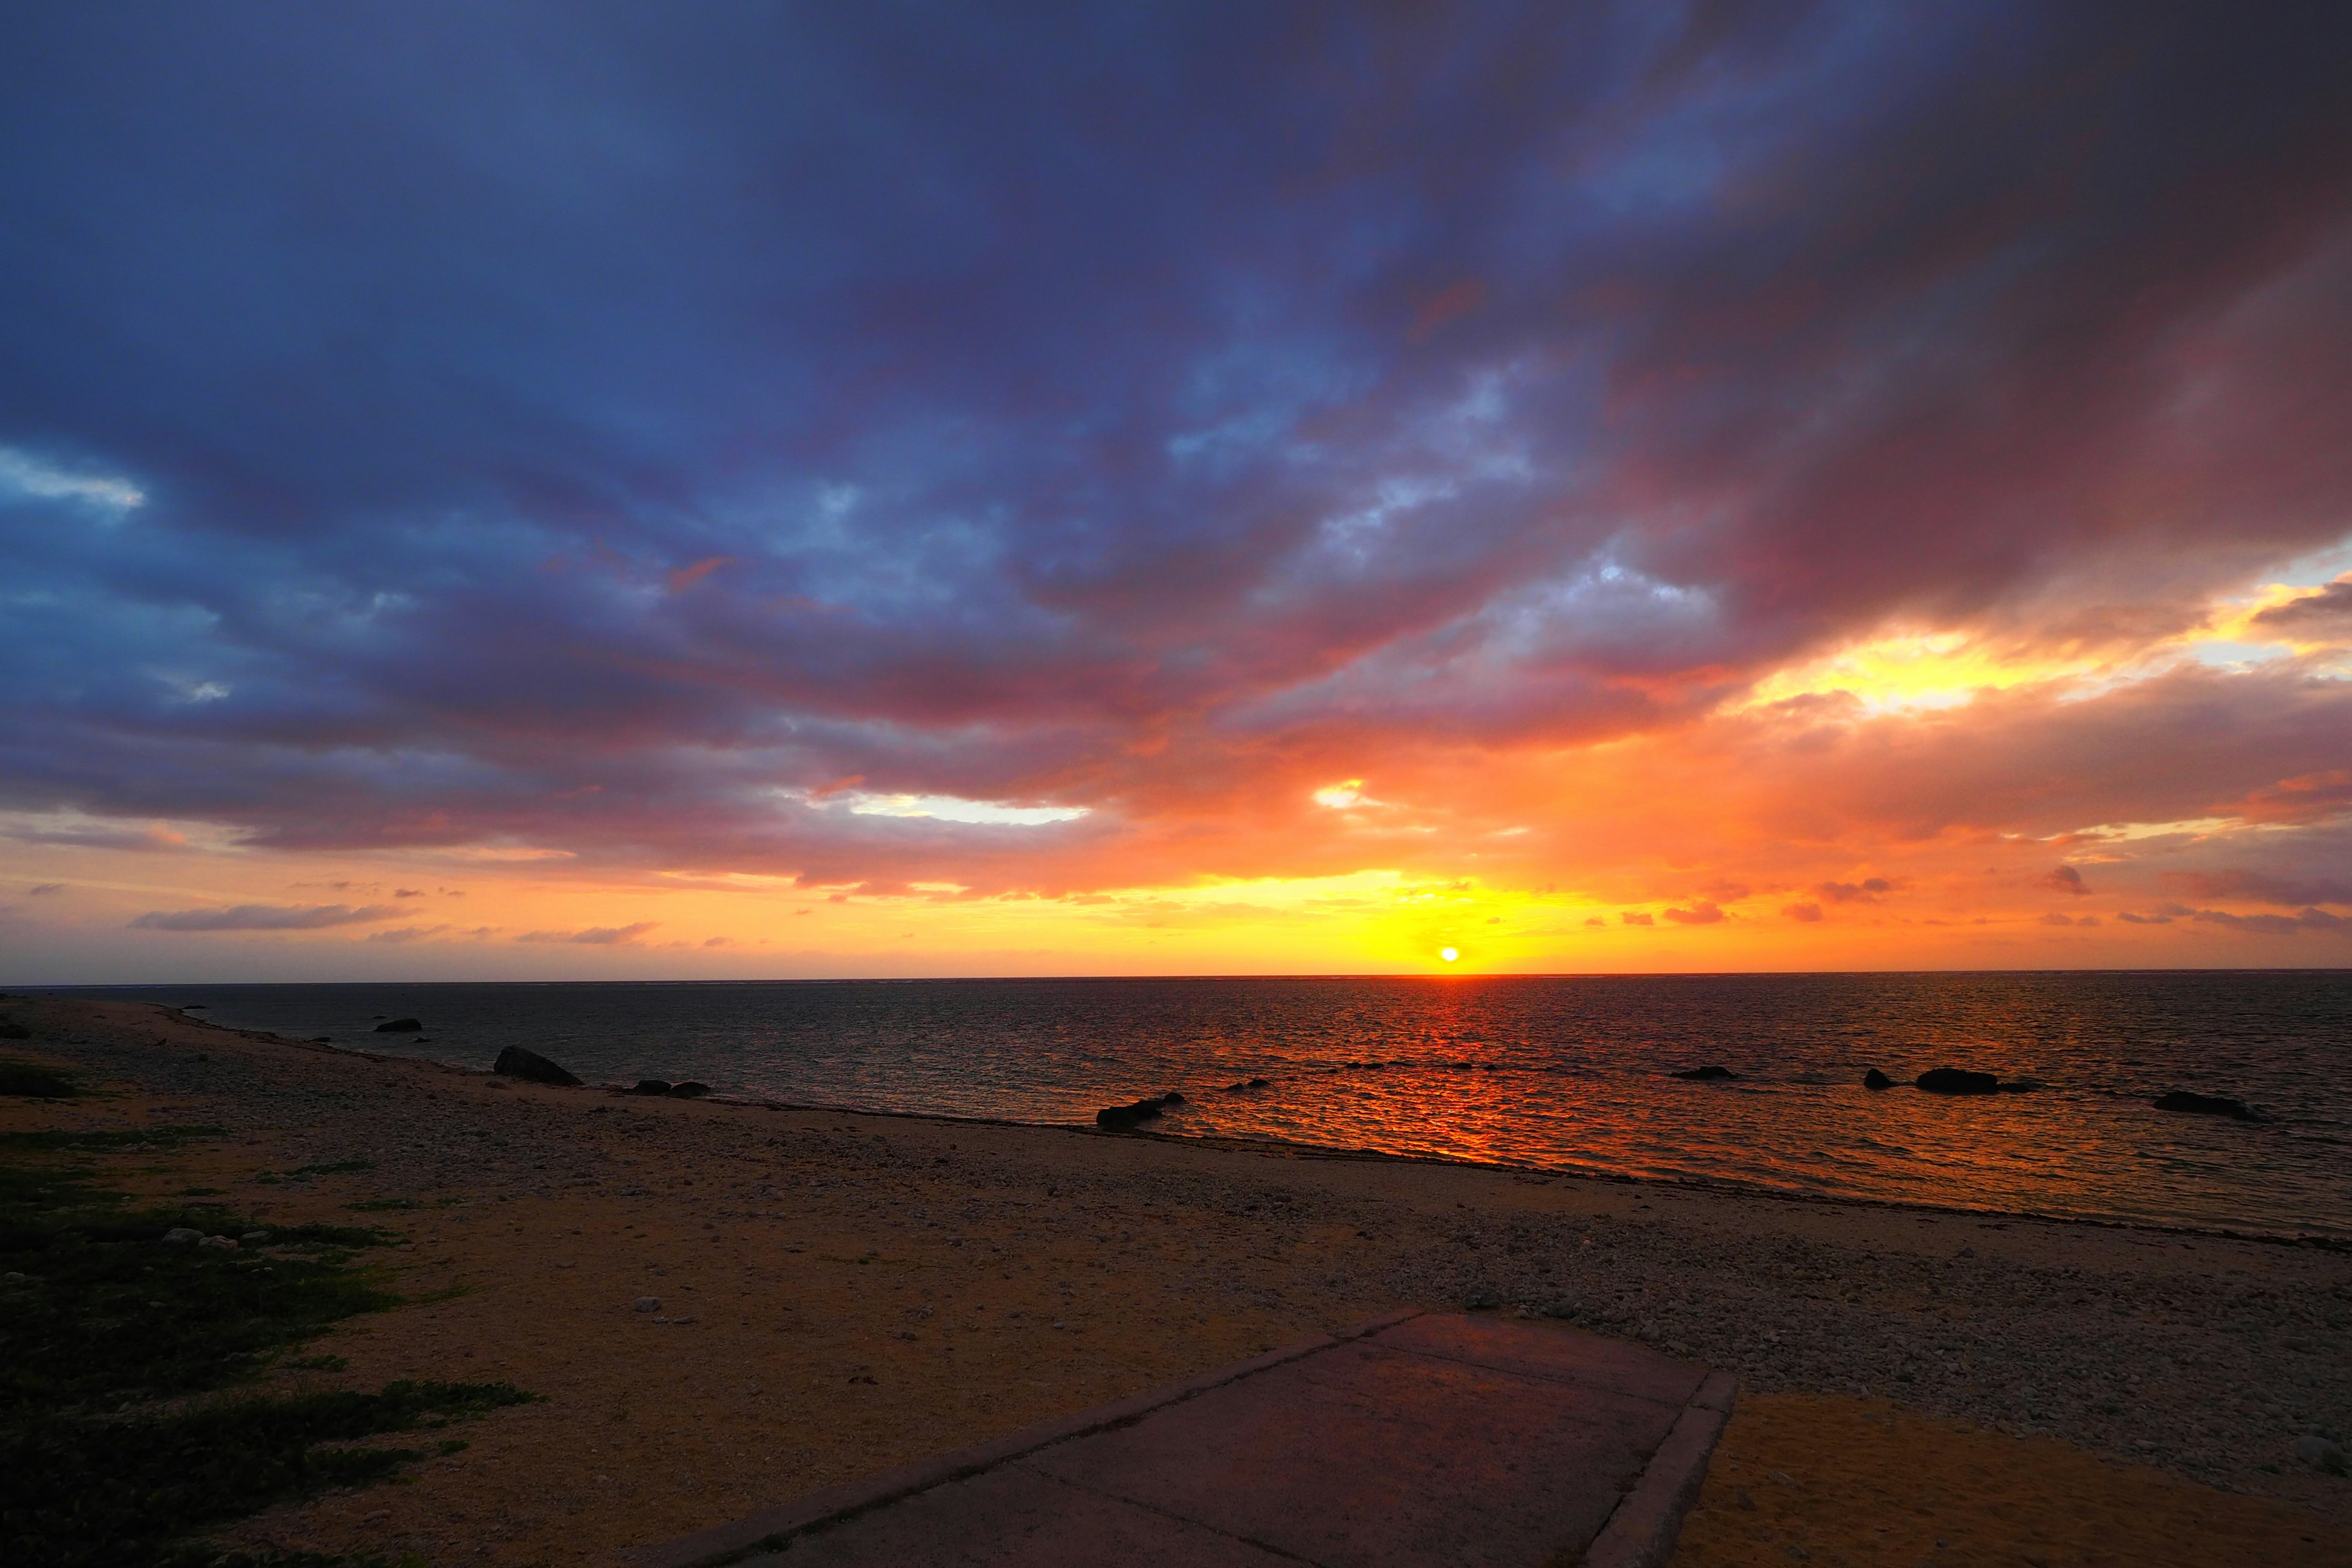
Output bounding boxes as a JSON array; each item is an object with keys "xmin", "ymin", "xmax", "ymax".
[
  {"xmin": 631, "ymin": 1079, "xmax": 673, "ymax": 1095},
  {"xmin": 492, "ymin": 1045, "xmax": 583, "ymax": 1087},
  {"xmin": 1671, "ymin": 1065, "xmax": 1736, "ymax": 1081},
  {"xmin": 1915, "ymin": 1068, "xmax": 2000, "ymax": 1095},
  {"xmin": 162, "ymin": 1227, "xmax": 203, "ymax": 1245},
  {"xmin": 1863, "ymin": 1068, "xmax": 1894, "ymax": 1090},
  {"xmin": 1159, "ymin": 1090, "xmax": 1186, "ymax": 1105},
  {"xmin": 1095, "ymin": 1095, "xmax": 1174, "ymax": 1132},
  {"xmin": 2154, "ymin": 1090, "xmax": 2258, "ymax": 1121},
  {"xmin": 1224, "ymin": 1076, "xmax": 1273, "ymax": 1092},
  {"xmin": 373, "ymin": 1017, "xmax": 423, "ymax": 1033},
  {"xmin": 668, "ymin": 1080, "xmax": 711, "ymax": 1098}
]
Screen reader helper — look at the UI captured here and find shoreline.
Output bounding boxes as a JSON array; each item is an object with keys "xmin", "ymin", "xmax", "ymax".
[
  {"xmin": 4, "ymin": 993, "xmax": 2348, "ymax": 1565},
  {"xmin": 178, "ymin": 1005, "xmax": 2352, "ymax": 1253}
]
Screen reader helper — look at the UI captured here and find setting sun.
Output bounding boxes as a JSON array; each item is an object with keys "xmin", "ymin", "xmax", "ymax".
[{"xmin": 1440, "ymin": 947, "xmax": 1459, "ymax": 963}]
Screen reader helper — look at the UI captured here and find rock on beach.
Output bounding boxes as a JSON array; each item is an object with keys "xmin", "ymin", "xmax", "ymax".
[
  {"xmin": 1915, "ymin": 1068, "xmax": 2000, "ymax": 1095},
  {"xmin": 2155, "ymin": 1090, "xmax": 2259, "ymax": 1120},
  {"xmin": 492, "ymin": 1046, "xmax": 583, "ymax": 1087}
]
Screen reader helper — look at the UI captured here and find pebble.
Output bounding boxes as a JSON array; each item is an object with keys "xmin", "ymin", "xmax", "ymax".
[{"xmin": 634, "ymin": 1296, "xmax": 661, "ymax": 1313}]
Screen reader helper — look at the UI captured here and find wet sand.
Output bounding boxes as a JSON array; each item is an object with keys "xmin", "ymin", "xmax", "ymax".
[{"xmin": 3, "ymin": 995, "xmax": 2347, "ymax": 1566}]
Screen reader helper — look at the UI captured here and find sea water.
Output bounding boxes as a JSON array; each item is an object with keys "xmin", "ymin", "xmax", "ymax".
[{"xmin": 50, "ymin": 971, "xmax": 2352, "ymax": 1238}]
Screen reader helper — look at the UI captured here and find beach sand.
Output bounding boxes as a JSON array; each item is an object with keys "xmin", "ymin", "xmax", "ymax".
[{"xmin": 3, "ymin": 995, "xmax": 2346, "ymax": 1567}]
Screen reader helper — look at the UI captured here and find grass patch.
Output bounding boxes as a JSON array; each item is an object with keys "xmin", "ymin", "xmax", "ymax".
[
  {"xmin": 0, "ymin": 1126, "xmax": 225, "ymax": 1155},
  {"xmin": 0, "ymin": 1121, "xmax": 534, "ymax": 1566},
  {"xmin": 0, "ymin": 1059, "xmax": 77, "ymax": 1098},
  {"xmin": 292, "ymin": 1161, "xmax": 376, "ymax": 1177},
  {"xmin": 2, "ymin": 1379, "xmax": 535, "ymax": 1568},
  {"xmin": 344, "ymin": 1198, "xmax": 418, "ymax": 1212},
  {"xmin": 0, "ymin": 1192, "xmax": 397, "ymax": 1417}
]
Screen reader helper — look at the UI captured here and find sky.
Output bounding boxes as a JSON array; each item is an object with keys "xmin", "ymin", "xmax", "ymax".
[{"xmin": 4, "ymin": 1, "xmax": 2352, "ymax": 981}]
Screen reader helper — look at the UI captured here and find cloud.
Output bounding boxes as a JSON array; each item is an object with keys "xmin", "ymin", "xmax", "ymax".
[
  {"xmin": 6, "ymin": 823, "xmax": 190, "ymax": 853},
  {"xmin": 129, "ymin": 903, "xmax": 397, "ymax": 931},
  {"xmin": 2040, "ymin": 911, "xmax": 2099, "ymax": 927},
  {"xmin": 1661, "ymin": 900, "xmax": 1725, "ymax": 925},
  {"xmin": 0, "ymin": 5, "xmax": 2348, "ymax": 943},
  {"xmin": 1620, "ymin": 911, "xmax": 1654, "ymax": 927},
  {"xmin": 2041, "ymin": 866, "xmax": 2089, "ymax": 897},
  {"xmin": 2189, "ymin": 906, "xmax": 2350, "ymax": 937},
  {"xmin": 2166, "ymin": 869, "xmax": 2352, "ymax": 908},
  {"xmin": 27, "ymin": 883, "xmax": 65, "ymax": 895},
  {"xmin": 518, "ymin": 922, "xmax": 659, "ymax": 945},
  {"xmin": 2250, "ymin": 579, "xmax": 2352, "ymax": 635},
  {"xmin": 366, "ymin": 924, "xmax": 449, "ymax": 944},
  {"xmin": 1782, "ymin": 902, "xmax": 1823, "ymax": 922}
]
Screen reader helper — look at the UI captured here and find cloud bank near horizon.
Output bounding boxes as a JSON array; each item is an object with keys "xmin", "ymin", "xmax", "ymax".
[{"xmin": 4, "ymin": 2, "xmax": 2351, "ymax": 971}]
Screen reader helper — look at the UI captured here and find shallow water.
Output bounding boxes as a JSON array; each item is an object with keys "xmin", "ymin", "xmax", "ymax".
[{"xmin": 50, "ymin": 972, "xmax": 2352, "ymax": 1237}]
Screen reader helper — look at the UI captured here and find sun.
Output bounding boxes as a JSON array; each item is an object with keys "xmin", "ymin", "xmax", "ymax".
[{"xmin": 1440, "ymin": 947, "xmax": 1459, "ymax": 963}]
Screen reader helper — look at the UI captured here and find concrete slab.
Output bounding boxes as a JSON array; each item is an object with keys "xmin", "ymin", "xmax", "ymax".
[
  {"xmin": 1021, "ymin": 1335, "xmax": 1681, "ymax": 1568},
  {"xmin": 1371, "ymin": 1313, "xmax": 1709, "ymax": 1407},
  {"xmin": 745, "ymin": 1466, "xmax": 1296, "ymax": 1567},
  {"xmin": 628, "ymin": 1313, "xmax": 1733, "ymax": 1568}
]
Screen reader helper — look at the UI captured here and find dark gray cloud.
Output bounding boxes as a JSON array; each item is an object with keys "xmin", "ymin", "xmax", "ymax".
[
  {"xmin": 518, "ymin": 922, "xmax": 659, "ymax": 945},
  {"xmin": 128, "ymin": 903, "xmax": 398, "ymax": 931},
  {"xmin": 2252, "ymin": 581, "xmax": 2352, "ymax": 635},
  {"xmin": 0, "ymin": 4, "xmax": 2348, "ymax": 888}
]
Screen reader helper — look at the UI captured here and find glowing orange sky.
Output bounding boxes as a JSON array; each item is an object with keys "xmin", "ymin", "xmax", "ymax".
[{"xmin": 5, "ymin": 8, "xmax": 2351, "ymax": 980}]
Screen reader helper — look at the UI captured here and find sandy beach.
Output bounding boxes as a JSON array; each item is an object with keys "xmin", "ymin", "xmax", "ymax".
[{"xmin": 4, "ymin": 994, "xmax": 2348, "ymax": 1567}]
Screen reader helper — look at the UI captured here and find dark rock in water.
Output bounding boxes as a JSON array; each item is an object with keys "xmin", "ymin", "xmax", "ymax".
[
  {"xmin": 373, "ymin": 1017, "xmax": 423, "ymax": 1033},
  {"xmin": 1915, "ymin": 1068, "xmax": 2000, "ymax": 1095},
  {"xmin": 1996, "ymin": 1079, "xmax": 2040, "ymax": 1093},
  {"xmin": 1671, "ymin": 1065, "xmax": 1736, "ymax": 1081},
  {"xmin": 179, "ymin": 1003, "xmax": 208, "ymax": 1010},
  {"xmin": 492, "ymin": 1045, "xmax": 582, "ymax": 1087},
  {"xmin": 1863, "ymin": 1068, "xmax": 1894, "ymax": 1090},
  {"xmin": 1095, "ymin": 1095, "xmax": 1174, "ymax": 1132},
  {"xmin": 668, "ymin": 1080, "xmax": 711, "ymax": 1098},
  {"xmin": 1159, "ymin": 1090, "xmax": 1185, "ymax": 1105},
  {"xmin": 1224, "ymin": 1076, "xmax": 1273, "ymax": 1092},
  {"xmin": 631, "ymin": 1079, "xmax": 673, "ymax": 1095},
  {"xmin": 2155, "ymin": 1090, "xmax": 2258, "ymax": 1121}
]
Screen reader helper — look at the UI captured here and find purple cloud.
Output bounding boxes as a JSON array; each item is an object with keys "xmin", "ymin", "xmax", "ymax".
[{"xmin": 129, "ymin": 903, "xmax": 397, "ymax": 931}]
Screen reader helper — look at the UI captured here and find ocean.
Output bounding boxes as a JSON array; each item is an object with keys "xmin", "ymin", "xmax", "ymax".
[{"xmin": 46, "ymin": 971, "xmax": 2352, "ymax": 1240}]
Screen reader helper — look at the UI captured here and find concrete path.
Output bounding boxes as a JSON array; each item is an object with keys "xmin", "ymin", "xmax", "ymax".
[{"xmin": 631, "ymin": 1311, "xmax": 1736, "ymax": 1568}]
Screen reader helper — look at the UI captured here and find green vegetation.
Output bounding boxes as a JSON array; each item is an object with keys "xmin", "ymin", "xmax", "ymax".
[
  {"xmin": 5, "ymin": 1380, "xmax": 533, "ymax": 1568},
  {"xmin": 0, "ymin": 1126, "xmax": 535, "ymax": 1567},
  {"xmin": 0, "ymin": 1058, "xmax": 78, "ymax": 1098},
  {"xmin": 1, "ymin": 1125, "xmax": 225, "ymax": 1154}
]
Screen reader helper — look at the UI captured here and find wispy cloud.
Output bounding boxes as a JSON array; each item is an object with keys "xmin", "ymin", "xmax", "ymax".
[
  {"xmin": 129, "ymin": 903, "xmax": 398, "ymax": 932},
  {"xmin": 518, "ymin": 922, "xmax": 659, "ymax": 946}
]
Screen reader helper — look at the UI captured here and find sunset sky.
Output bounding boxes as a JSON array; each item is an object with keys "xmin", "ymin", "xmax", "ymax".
[{"xmin": 5, "ymin": 3, "xmax": 2352, "ymax": 981}]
